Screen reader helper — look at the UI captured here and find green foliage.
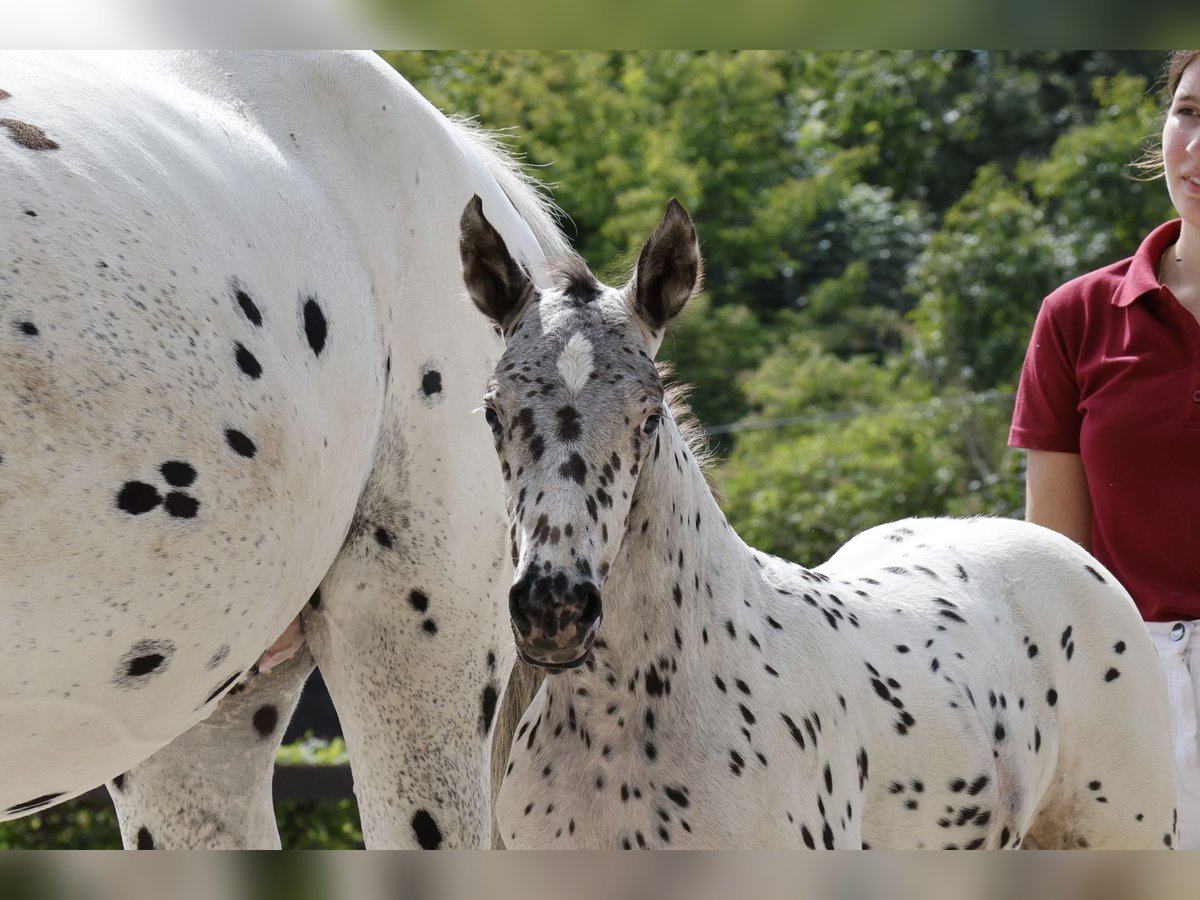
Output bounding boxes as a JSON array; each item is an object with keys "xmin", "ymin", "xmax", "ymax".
[
  {"xmin": 274, "ymin": 734, "xmax": 350, "ymax": 766},
  {"xmin": 0, "ymin": 736, "xmax": 361, "ymax": 849},
  {"xmin": 379, "ymin": 50, "xmax": 1175, "ymax": 579},
  {"xmin": 0, "ymin": 803, "xmax": 122, "ymax": 850}
]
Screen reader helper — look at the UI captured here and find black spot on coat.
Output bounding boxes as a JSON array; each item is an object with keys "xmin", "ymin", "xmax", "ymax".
[
  {"xmin": 160, "ymin": 461, "xmax": 197, "ymax": 487},
  {"xmin": 480, "ymin": 682, "xmax": 499, "ymax": 735},
  {"xmin": 225, "ymin": 429, "xmax": 257, "ymax": 458},
  {"xmin": 164, "ymin": 492, "xmax": 200, "ymax": 518},
  {"xmin": 411, "ymin": 810, "xmax": 443, "ymax": 849},
  {"xmin": 253, "ymin": 705, "xmax": 279, "ymax": 738},
  {"xmin": 303, "ymin": 297, "xmax": 327, "ymax": 355},
  {"xmin": 235, "ymin": 289, "xmax": 262, "ymax": 326},
  {"xmin": 235, "ymin": 343, "xmax": 263, "ymax": 378},
  {"xmin": 117, "ymin": 481, "xmax": 162, "ymax": 514},
  {"xmin": 421, "ymin": 369, "xmax": 443, "ymax": 396}
]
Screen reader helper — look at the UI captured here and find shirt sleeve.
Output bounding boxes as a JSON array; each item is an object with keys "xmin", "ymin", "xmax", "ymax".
[{"xmin": 1008, "ymin": 293, "xmax": 1084, "ymax": 452}]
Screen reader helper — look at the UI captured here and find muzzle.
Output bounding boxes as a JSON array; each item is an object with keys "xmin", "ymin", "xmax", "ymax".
[{"xmin": 508, "ymin": 569, "xmax": 602, "ymax": 669}]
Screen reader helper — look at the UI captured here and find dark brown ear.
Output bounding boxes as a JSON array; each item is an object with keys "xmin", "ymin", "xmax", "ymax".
[
  {"xmin": 625, "ymin": 198, "xmax": 703, "ymax": 332},
  {"xmin": 459, "ymin": 194, "xmax": 534, "ymax": 330}
]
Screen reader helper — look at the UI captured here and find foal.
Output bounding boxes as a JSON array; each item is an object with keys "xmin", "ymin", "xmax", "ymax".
[{"xmin": 459, "ymin": 196, "xmax": 1178, "ymax": 849}]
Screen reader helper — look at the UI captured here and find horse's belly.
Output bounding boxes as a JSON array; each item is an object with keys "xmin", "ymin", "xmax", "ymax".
[{"xmin": 0, "ymin": 52, "xmax": 384, "ymax": 810}]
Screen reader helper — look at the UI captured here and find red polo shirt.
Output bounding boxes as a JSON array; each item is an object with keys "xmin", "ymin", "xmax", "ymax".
[{"xmin": 1010, "ymin": 219, "xmax": 1200, "ymax": 622}]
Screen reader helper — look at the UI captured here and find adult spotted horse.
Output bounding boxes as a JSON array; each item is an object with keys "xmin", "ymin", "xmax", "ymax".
[
  {"xmin": 460, "ymin": 196, "xmax": 1180, "ymax": 849},
  {"xmin": 0, "ymin": 52, "xmax": 564, "ymax": 849}
]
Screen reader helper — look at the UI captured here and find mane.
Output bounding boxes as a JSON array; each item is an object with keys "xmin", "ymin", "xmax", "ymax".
[
  {"xmin": 447, "ymin": 116, "xmax": 570, "ymax": 258},
  {"xmin": 658, "ymin": 362, "xmax": 720, "ymax": 497}
]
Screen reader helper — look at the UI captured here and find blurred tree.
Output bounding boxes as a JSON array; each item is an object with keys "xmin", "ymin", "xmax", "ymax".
[{"xmin": 380, "ymin": 51, "xmax": 1171, "ymax": 561}]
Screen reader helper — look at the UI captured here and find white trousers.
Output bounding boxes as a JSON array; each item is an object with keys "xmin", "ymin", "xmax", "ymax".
[{"xmin": 1146, "ymin": 619, "xmax": 1200, "ymax": 849}]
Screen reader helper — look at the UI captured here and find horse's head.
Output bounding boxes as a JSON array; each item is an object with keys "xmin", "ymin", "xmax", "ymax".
[{"xmin": 459, "ymin": 195, "xmax": 702, "ymax": 669}]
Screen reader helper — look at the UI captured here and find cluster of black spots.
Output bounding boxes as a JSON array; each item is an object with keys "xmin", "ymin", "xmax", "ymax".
[
  {"xmin": 1060, "ymin": 626, "xmax": 1076, "ymax": 661},
  {"xmin": 865, "ymin": 662, "xmax": 916, "ymax": 735},
  {"xmin": 411, "ymin": 810, "xmax": 443, "ymax": 849},
  {"xmin": 225, "ymin": 428, "xmax": 257, "ymax": 458},
  {"xmin": 728, "ymin": 749, "xmax": 745, "ymax": 776},
  {"xmin": 5, "ymin": 792, "xmax": 65, "ymax": 816},
  {"xmin": 1, "ymin": 117, "xmax": 59, "ymax": 150},
  {"xmin": 409, "ymin": 589, "xmax": 437, "ymax": 635},
  {"xmin": 234, "ymin": 342, "xmax": 262, "ymax": 379},
  {"xmin": 111, "ymin": 773, "xmax": 127, "ymax": 793},
  {"xmin": 137, "ymin": 826, "xmax": 155, "ymax": 849},
  {"xmin": 113, "ymin": 639, "xmax": 176, "ymax": 692},
  {"xmin": 14, "ymin": 320, "xmax": 38, "ymax": 336},
  {"xmin": 1087, "ymin": 780, "xmax": 1108, "ymax": 803},
  {"xmin": 303, "ymin": 297, "xmax": 327, "ymax": 356},
  {"xmin": 374, "ymin": 526, "xmax": 393, "ymax": 549},
  {"xmin": 252, "ymin": 705, "xmax": 279, "ymax": 739},
  {"xmin": 116, "ymin": 460, "xmax": 201, "ymax": 518},
  {"xmin": 888, "ymin": 780, "xmax": 923, "ymax": 811},
  {"xmin": 949, "ymin": 774, "xmax": 990, "ymax": 796}
]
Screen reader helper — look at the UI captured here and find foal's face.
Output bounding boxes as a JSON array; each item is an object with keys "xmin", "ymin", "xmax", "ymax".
[
  {"xmin": 484, "ymin": 288, "xmax": 662, "ymax": 667},
  {"xmin": 460, "ymin": 196, "xmax": 701, "ymax": 669}
]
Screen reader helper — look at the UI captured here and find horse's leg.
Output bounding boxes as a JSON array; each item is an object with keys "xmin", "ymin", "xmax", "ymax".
[
  {"xmin": 107, "ymin": 646, "xmax": 314, "ymax": 849},
  {"xmin": 303, "ymin": 552, "xmax": 514, "ymax": 849},
  {"xmin": 302, "ymin": 432, "xmax": 514, "ymax": 849}
]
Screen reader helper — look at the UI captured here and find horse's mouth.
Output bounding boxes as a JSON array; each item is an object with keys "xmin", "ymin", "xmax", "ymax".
[
  {"xmin": 512, "ymin": 615, "xmax": 601, "ymax": 671},
  {"xmin": 515, "ymin": 642, "xmax": 592, "ymax": 671}
]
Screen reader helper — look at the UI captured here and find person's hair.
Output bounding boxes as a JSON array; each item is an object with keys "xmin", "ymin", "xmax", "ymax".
[{"xmin": 1131, "ymin": 50, "xmax": 1200, "ymax": 178}]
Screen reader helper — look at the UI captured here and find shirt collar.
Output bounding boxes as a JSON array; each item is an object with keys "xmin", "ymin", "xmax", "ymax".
[{"xmin": 1114, "ymin": 219, "xmax": 1182, "ymax": 307}]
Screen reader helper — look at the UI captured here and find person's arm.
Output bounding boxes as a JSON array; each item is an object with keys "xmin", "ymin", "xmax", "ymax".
[{"xmin": 1024, "ymin": 449, "xmax": 1092, "ymax": 551}]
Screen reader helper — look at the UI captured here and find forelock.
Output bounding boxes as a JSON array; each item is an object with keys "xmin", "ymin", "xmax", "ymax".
[{"xmin": 547, "ymin": 254, "xmax": 603, "ymax": 303}]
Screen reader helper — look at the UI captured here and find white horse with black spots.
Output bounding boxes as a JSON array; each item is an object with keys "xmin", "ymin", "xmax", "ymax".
[
  {"xmin": 0, "ymin": 51, "xmax": 564, "ymax": 848},
  {"xmin": 458, "ymin": 196, "xmax": 1179, "ymax": 849}
]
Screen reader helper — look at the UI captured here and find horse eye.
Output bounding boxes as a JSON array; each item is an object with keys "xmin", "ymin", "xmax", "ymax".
[
  {"xmin": 642, "ymin": 414, "xmax": 661, "ymax": 438},
  {"xmin": 484, "ymin": 406, "xmax": 502, "ymax": 434}
]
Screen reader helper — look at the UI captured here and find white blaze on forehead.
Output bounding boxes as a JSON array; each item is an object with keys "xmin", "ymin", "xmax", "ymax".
[{"xmin": 557, "ymin": 332, "xmax": 594, "ymax": 398}]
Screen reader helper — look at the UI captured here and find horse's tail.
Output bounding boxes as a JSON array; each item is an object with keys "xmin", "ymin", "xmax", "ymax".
[
  {"xmin": 447, "ymin": 115, "xmax": 570, "ymax": 259},
  {"xmin": 490, "ymin": 660, "xmax": 545, "ymax": 848}
]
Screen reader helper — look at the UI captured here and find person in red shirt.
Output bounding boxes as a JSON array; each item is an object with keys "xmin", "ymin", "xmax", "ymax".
[{"xmin": 1011, "ymin": 49, "xmax": 1200, "ymax": 847}]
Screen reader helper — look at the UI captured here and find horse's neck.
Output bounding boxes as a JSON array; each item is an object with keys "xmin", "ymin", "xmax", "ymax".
[{"xmin": 559, "ymin": 420, "xmax": 757, "ymax": 703}]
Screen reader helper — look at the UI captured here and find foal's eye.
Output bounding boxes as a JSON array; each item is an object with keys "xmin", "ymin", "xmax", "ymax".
[
  {"xmin": 484, "ymin": 406, "xmax": 502, "ymax": 435},
  {"xmin": 642, "ymin": 414, "xmax": 662, "ymax": 438}
]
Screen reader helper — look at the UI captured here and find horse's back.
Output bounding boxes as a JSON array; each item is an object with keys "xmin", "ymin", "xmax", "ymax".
[
  {"xmin": 0, "ymin": 52, "xmax": 390, "ymax": 813},
  {"xmin": 818, "ymin": 516, "xmax": 1176, "ymax": 848}
]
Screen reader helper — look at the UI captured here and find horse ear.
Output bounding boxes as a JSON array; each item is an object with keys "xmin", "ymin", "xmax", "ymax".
[
  {"xmin": 626, "ymin": 198, "xmax": 703, "ymax": 333},
  {"xmin": 459, "ymin": 195, "xmax": 534, "ymax": 330}
]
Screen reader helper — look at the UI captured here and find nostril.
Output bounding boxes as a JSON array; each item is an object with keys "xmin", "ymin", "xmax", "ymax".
[
  {"xmin": 580, "ymin": 581, "xmax": 602, "ymax": 624},
  {"xmin": 508, "ymin": 578, "xmax": 533, "ymax": 636}
]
